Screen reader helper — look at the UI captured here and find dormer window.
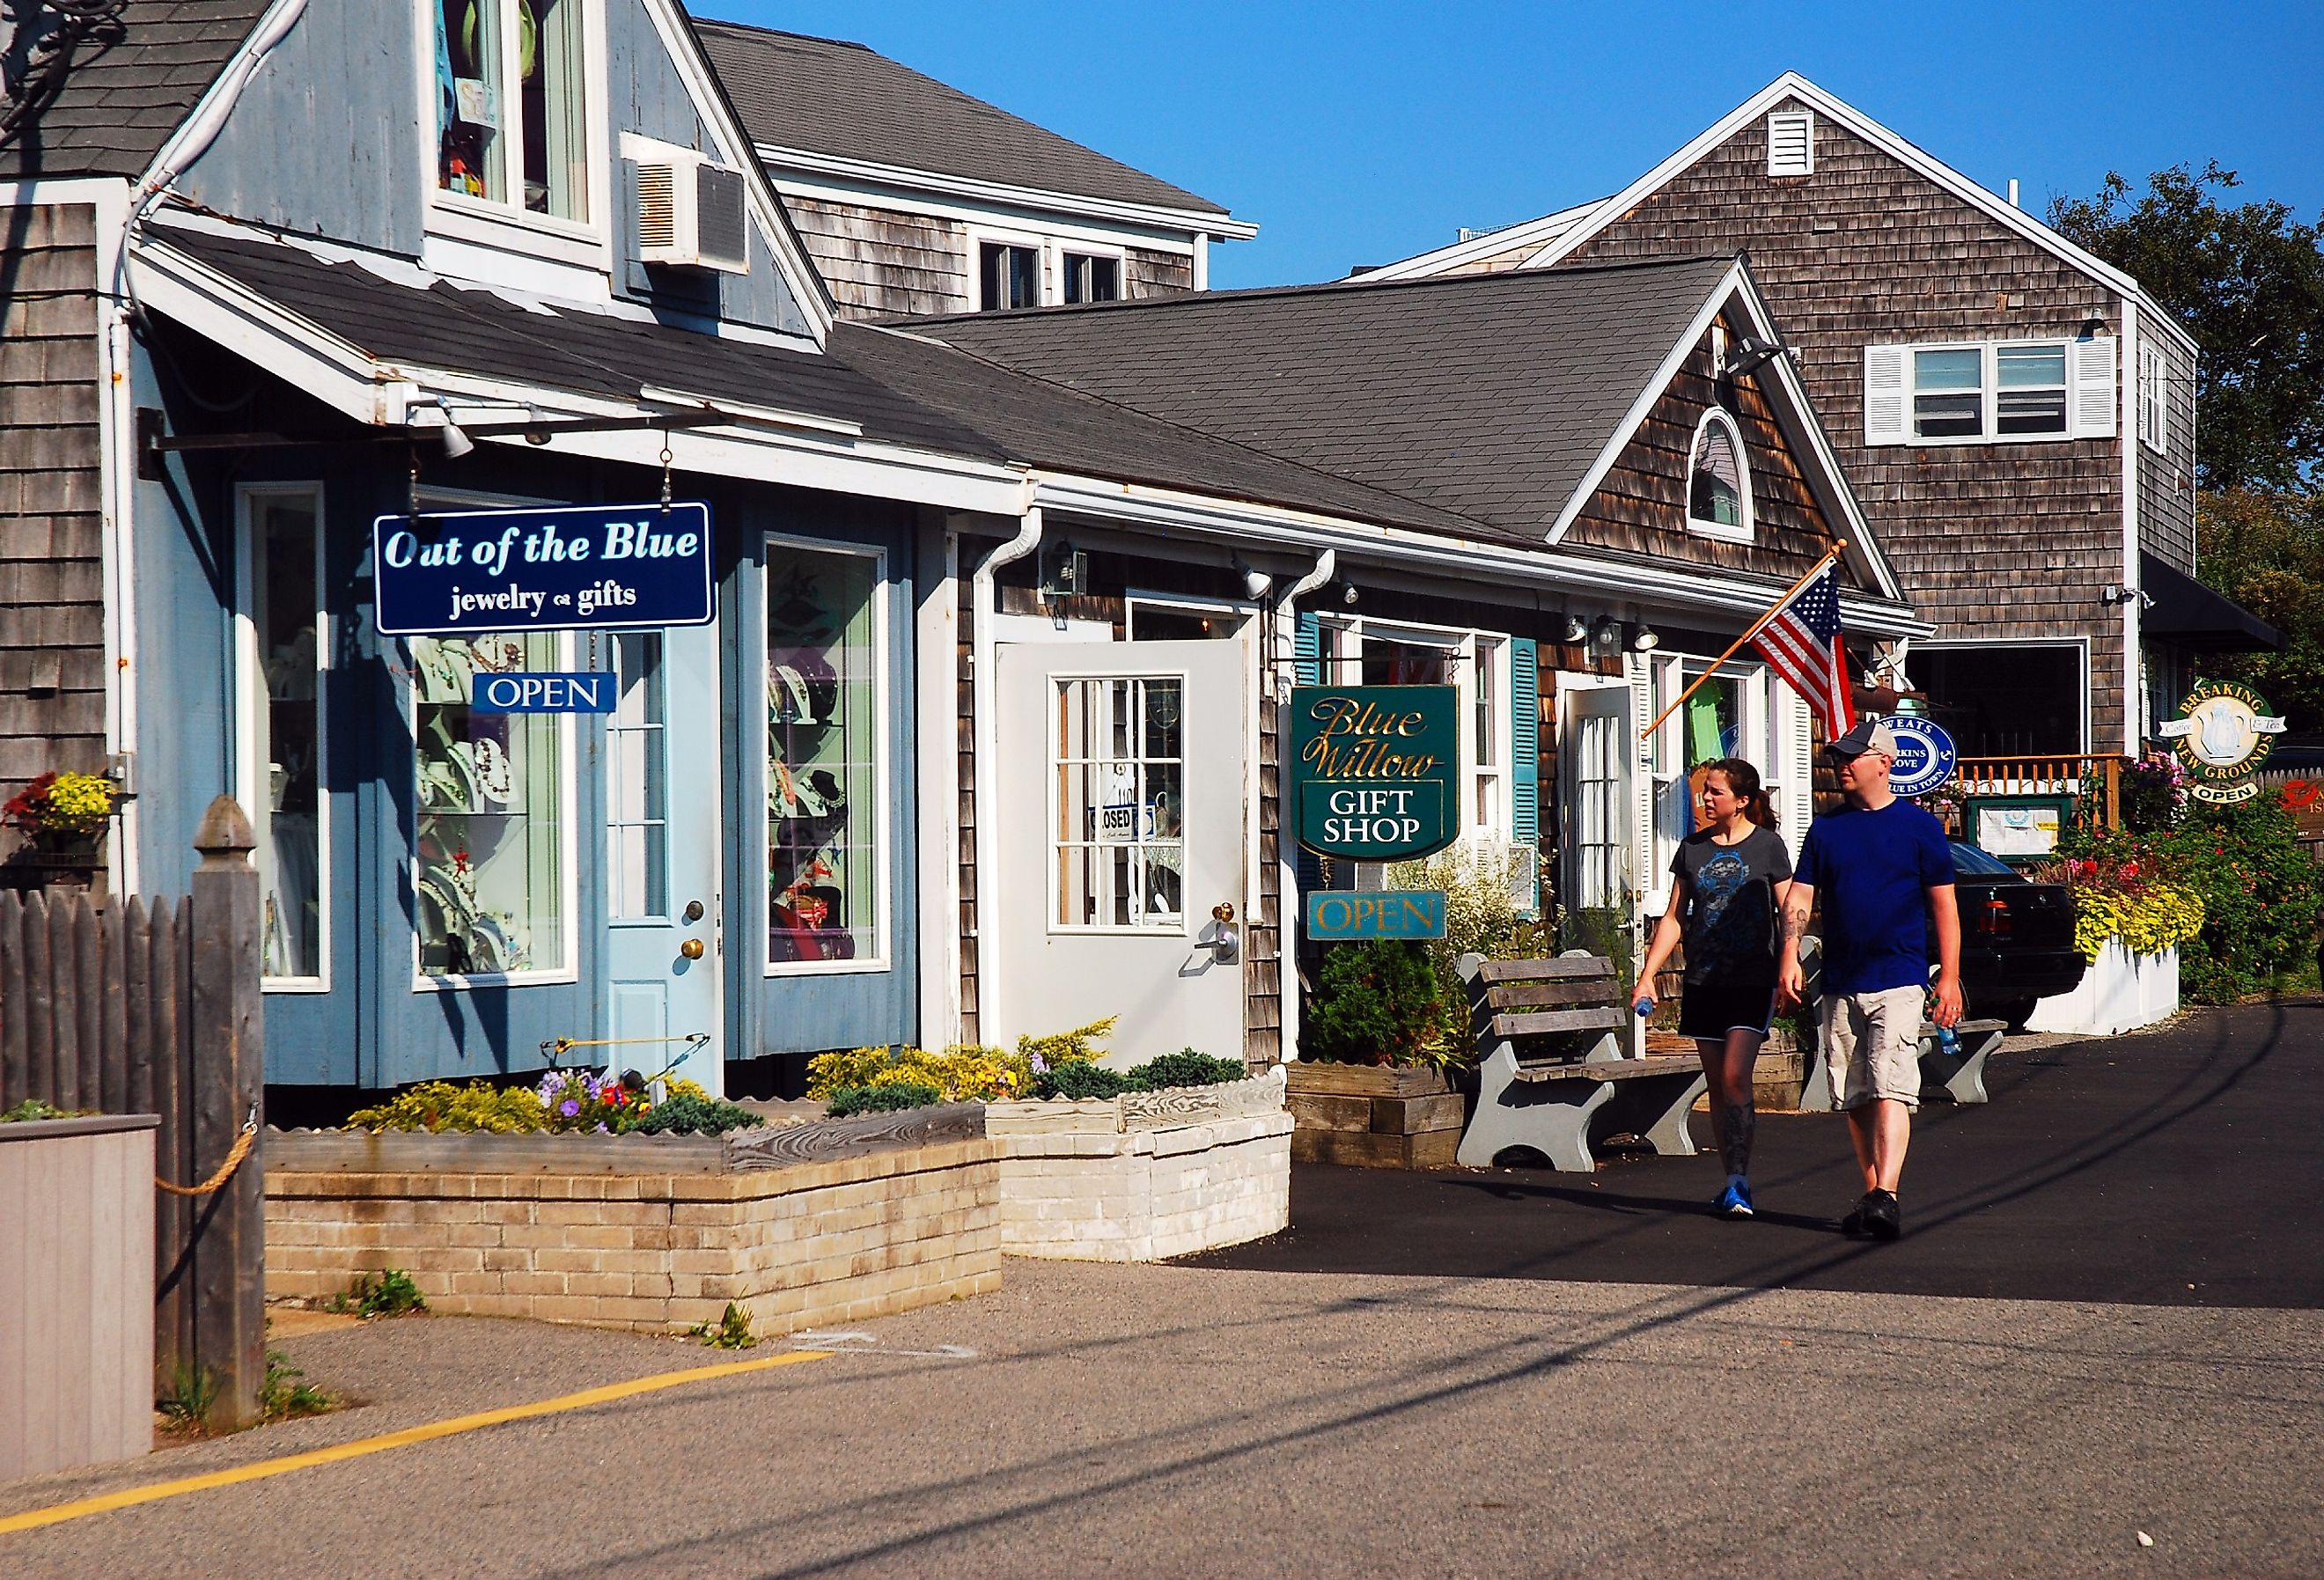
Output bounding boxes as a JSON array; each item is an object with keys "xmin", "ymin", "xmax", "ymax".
[
  {"xmin": 436, "ymin": 0, "xmax": 592, "ymax": 223},
  {"xmin": 1687, "ymin": 408, "xmax": 1752, "ymax": 541}
]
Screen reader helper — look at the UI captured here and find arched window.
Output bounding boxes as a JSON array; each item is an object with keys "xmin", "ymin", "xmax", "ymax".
[{"xmin": 1687, "ymin": 408, "xmax": 1751, "ymax": 540}]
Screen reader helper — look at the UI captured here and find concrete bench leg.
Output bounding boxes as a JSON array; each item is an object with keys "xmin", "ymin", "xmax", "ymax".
[
  {"xmin": 1458, "ymin": 1047, "xmax": 1614, "ymax": 1172},
  {"xmin": 1798, "ymin": 1032, "xmax": 1833, "ymax": 1113},
  {"xmin": 1919, "ymin": 1025, "xmax": 2004, "ymax": 1105},
  {"xmin": 1638, "ymin": 1072, "xmax": 1708, "ymax": 1157}
]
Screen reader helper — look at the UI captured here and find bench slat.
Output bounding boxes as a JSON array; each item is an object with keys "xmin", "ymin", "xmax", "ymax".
[
  {"xmin": 1509, "ymin": 1055, "xmax": 1701, "ymax": 1084},
  {"xmin": 1490, "ymin": 1005, "xmax": 1631, "ymax": 1040},
  {"xmin": 1487, "ymin": 980, "xmax": 1623, "ymax": 1011},
  {"xmin": 1472, "ymin": 957, "xmax": 1614, "ymax": 985}
]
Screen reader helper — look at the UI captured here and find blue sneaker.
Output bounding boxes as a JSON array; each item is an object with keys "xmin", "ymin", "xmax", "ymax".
[{"xmin": 1714, "ymin": 1179, "xmax": 1754, "ymax": 1218}]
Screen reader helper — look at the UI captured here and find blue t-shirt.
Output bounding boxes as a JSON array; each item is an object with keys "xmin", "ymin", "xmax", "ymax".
[{"xmin": 1793, "ymin": 800, "xmax": 1955, "ymax": 995}]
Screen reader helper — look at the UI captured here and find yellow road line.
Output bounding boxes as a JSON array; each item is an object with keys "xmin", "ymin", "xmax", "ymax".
[{"xmin": 0, "ymin": 1349, "xmax": 832, "ymax": 1538}]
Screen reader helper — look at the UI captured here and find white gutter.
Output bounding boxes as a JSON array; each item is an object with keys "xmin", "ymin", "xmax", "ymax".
[
  {"xmin": 969, "ymin": 506, "xmax": 1046, "ymax": 1045},
  {"xmin": 754, "ymin": 143, "xmax": 1258, "ymax": 240},
  {"xmin": 2121, "ymin": 295, "xmax": 2144, "ymax": 754},
  {"xmin": 1270, "ymin": 549, "xmax": 1334, "ymax": 1063}
]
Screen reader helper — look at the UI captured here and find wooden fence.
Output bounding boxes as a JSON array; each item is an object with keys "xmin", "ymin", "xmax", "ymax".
[
  {"xmin": 0, "ymin": 797, "xmax": 266, "ymax": 1429},
  {"xmin": 1938, "ymin": 755, "xmax": 2127, "ymax": 839}
]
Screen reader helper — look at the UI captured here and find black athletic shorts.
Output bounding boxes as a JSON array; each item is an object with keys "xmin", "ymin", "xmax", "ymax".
[{"xmin": 1677, "ymin": 981, "xmax": 1776, "ymax": 1040}]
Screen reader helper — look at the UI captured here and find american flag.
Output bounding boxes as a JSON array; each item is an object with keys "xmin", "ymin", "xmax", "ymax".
[{"xmin": 1749, "ymin": 560, "xmax": 1857, "ymax": 737}]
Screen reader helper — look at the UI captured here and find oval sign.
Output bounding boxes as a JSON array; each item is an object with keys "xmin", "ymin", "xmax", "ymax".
[{"xmin": 1885, "ymin": 715, "xmax": 1958, "ymax": 798}]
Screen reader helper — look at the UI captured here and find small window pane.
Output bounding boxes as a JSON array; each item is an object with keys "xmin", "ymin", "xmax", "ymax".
[
  {"xmin": 1689, "ymin": 423, "xmax": 1745, "ymax": 527},
  {"xmin": 607, "ymin": 633, "xmax": 666, "ymax": 920},
  {"xmin": 769, "ymin": 548, "xmax": 881, "ymax": 965},
  {"xmin": 980, "ymin": 242, "xmax": 1039, "ymax": 311},
  {"xmin": 1054, "ymin": 676, "xmax": 1183, "ymax": 930},
  {"xmin": 1914, "ymin": 349, "xmax": 1982, "ymax": 390},
  {"xmin": 1996, "ymin": 343, "xmax": 2066, "ymax": 387},
  {"xmin": 414, "ymin": 632, "xmax": 565, "ymax": 975},
  {"xmin": 437, "ymin": 0, "xmax": 505, "ymax": 202},
  {"xmin": 1995, "ymin": 343, "xmax": 2068, "ymax": 436},
  {"xmin": 251, "ymin": 495, "xmax": 322, "ymax": 980},
  {"xmin": 1065, "ymin": 254, "xmax": 1121, "ymax": 304}
]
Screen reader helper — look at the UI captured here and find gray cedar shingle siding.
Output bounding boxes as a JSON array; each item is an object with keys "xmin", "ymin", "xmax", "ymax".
[
  {"xmin": 783, "ymin": 195, "xmax": 971, "ymax": 319},
  {"xmin": 689, "ymin": 18, "xmax": 1229, "ymax": 217},
  {"xmin": 1555, "ymin": 98, "xmax": 2129, "ymax": 747},
  {"xmin": 0, "ymin": 2, "xmax": 271, "ymax": 180},
  {"xmin": 0, "ymin": 205, "xmax": 107, "ymax": 787},
  {"xmin": 2138, "ymin": 333, "xmax": 2197, "ymax": 576}
]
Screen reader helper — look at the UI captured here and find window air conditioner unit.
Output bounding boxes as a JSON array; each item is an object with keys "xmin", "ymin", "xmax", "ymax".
[{"xmin": 633, "ymin": 148, "xmax": 750, "ymax": 275}]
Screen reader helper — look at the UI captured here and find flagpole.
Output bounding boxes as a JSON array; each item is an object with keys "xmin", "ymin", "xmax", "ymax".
[{"xmin": 1636, "ymin": 543, "xmax": 1848, "ymax": 741}]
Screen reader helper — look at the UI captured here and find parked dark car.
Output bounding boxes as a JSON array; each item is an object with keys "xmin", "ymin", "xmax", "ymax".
[{"xmin": 1941, "ymin": 841, "xmax": 2084, "ymax": 1028}]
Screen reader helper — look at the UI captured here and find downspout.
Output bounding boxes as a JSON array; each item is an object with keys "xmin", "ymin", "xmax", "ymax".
[
  {"xmin": 1271, "ymin": 549, "xmax": 1333, "ymax": 1062},
  {"xmin": 970, "ymin": 504, "xmax": 1044, "ymax": 1045},
  {"xmin": 2119, "ymin": 296, "xmax": 2143, "ymax": 756}
]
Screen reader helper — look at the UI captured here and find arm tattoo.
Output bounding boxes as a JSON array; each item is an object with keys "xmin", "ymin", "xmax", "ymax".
[{"xmin": 1782, "ymin": 904, "xmax": 1810, "ymax": 943}]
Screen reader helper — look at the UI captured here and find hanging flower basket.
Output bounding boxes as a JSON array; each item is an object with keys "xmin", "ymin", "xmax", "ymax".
[{"xmin": 1, "ymin": 773, "xmax": 116, "ymax": 893}]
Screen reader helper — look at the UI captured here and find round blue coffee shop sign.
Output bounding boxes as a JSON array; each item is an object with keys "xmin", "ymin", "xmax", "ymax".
[{"xmin": 1884, "ymin": 715, "xmax": 1958, "ymax": 797}]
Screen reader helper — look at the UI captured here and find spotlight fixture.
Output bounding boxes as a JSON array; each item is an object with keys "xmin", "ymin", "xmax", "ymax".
[
  {"xmin": 1721, "ymin": 335, "xmax": 1789, "ymax": 378},
  {"xmin": 1235, "ymin": 560, "xmax": 1273, "ymax": 600},
  {"xmin": 1588, "ymin": 614, "xmax": 1622, "ymax": 659},
  {"xmin": 428, "ymin": 397, "xmax": 474, "ymax": 459},
  {"xmin": 522, "ymin": 405, "xmax": 552, "ymax": 445},
  {"xmin": 1562, "ymin": 614, "xmax": 1590, "ymax": 645},
  {"xmin": 1630, "ymin": 625, "xmax": 1660, "ymax": 652},
  {"xmin": 1341, "ymin": 581, "xmax": 1360, "ymax": 607}
]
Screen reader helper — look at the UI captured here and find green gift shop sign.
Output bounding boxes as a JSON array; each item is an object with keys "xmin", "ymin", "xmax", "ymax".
[{"xmin": 1290, "ymin": 685, "xmax": 1460, "ymax": 862}]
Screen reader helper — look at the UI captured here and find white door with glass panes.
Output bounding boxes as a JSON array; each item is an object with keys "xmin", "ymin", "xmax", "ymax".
[
  {"xmin": 995, "ymin": 642, "xmax": 1247, "ymax": 1067},
  {"xmin": 601, "ymin": 626, "xmax": 724, "ymax": 1091},
  {"xmin": 1560, "ymin": 681, "xmax": 1634, "ymax": 915}
]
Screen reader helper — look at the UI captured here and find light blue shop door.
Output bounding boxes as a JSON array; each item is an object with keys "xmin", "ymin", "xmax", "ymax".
[{"xmin": 604, "ymin": 628, "xmax": 724, "ymax": 1092}]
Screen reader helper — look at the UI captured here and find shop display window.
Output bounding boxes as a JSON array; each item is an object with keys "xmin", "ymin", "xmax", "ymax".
[
  {"xmin": 239, "ymin": 489, "xmax": 326, "ymax": 984},
  {"xmin": 767, "ymin": 545, "xmax": 882, "ymax": 967},
  {"xmin": 412, "ymin": 632, "xmax": 570, "ymax": 977},
  {"xmin": 436, "ymin": 0, "xmax": 591, "ymax": 220},
  {"xmin": 1052, "ymin": 676, "xmax": 1184, "ymax": 930}
]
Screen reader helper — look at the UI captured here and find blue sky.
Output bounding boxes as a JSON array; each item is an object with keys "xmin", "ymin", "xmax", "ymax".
[{"xmin": 710, "ymin": 1, "xmax": 2324, "ymax": 290}]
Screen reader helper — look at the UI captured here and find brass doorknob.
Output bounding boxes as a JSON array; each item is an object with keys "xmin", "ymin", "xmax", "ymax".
[{"xmin": 680, "ymin": 937, "xmax": 705, "ymax": 960}]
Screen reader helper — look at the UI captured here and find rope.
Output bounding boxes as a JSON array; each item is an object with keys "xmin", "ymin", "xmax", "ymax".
[{"xmin": 156, "ymin": 1112, "xmax": 258, "ymax": 1197}]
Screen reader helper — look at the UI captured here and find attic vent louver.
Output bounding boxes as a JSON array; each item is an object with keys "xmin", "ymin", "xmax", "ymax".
[
  {"xmin": 1767, "ymin": 110, "xmax": 1814, "ymax": 177},
  {"xmin": 628, "ymin": 137, "xmax": 749, "ymax": 275}
]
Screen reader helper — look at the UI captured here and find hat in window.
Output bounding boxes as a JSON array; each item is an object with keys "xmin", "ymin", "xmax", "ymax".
[{"xmin": 1824, "ymin": 719, "xmax": 1901, "ymax": 761}]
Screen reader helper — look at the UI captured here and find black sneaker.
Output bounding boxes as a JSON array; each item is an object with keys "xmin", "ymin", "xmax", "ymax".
[
  {"xmin": 1840, "ymin": 1193, "xmax": 1873, "ymax": 1238},
  {"xmin": 1864, "ymin": 1189, "xmax": 1902, "ymax": 1241}
]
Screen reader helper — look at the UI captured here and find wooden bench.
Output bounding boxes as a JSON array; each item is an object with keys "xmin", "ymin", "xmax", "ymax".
[
  {"xmin": 1797, "ymin": 1018, "xmax": 2008, "ymax": 1110},
  {"xmin": 1454, "ymin": 952, "xmax": 1708, "ymax": 1172}
]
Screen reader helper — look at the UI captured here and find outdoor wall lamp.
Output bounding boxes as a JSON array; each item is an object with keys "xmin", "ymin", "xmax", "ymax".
[
  {"xmin": 1721, "ymin": 335, "xmax": 1788, "ymax": 378},
  {"xmin": 1562, "ymin": 614, "xmax": 1590, "ymax": 645},
  {"xmin": 1588, "ymin": 614, "xmax": 1623, "ymax": 658},
  {"xmin": 1339, "ymin": 580, "xmax": 1361, "ymax": 607},
  {"xmin": 428, "ymin": 397, "xmax": 474, "ymax": 459},
  {"xmin": 1630, "ymin": 624, "xmax": 1661, "ymax": 652},
  {"xmin": 1235, "ymin": 560, "xmax": 1273, "ymax": 599}
]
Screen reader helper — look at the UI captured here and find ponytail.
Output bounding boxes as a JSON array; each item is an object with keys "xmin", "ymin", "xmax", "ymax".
[{"xmin": 1703, "ymin": 757, "xmax": 1776, "ymax": 828}]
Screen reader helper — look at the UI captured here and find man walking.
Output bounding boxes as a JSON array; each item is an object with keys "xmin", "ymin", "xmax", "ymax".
[{"xmin": 1776, "ymin": 719, "xmax": 1961, "ymax": 1240}]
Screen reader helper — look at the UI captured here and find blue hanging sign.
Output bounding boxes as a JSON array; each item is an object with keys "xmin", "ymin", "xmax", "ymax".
[
  {"xmin": 1305, "ymin": 890, "xmax": 1448, "ymax": 941},
  {"xmin": 1886, "ymin": 715, "xmax": 1959, "ymax": 798},
  {"xmin": 469, "ymin": 672, "xmax": 617, "ymax": 714},
  {"xmin": 372, "ymin": 501, "xmax": 715, "ymax": 636}
]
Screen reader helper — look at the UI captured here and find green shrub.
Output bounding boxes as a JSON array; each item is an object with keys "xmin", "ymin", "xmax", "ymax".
[
  {"xmin": 806, "ymin": 1045, "xmax": 1030, "ymax": 1101},
  {"xmin": 1016, "ymin": 1017, "xmax": 1117, "ymax": 1067},
  {"xmin": 1033, "ymin": 1062, "xmax": 1129, "ymax": 1100},
  {"xmin": 825, "ymin": 1082, "xmax": 943, "ymax": 1118},
  {"xmin": 1125, "ymin": 1049, "xmax": 1247, "ymax": 1090},
  {"xmin": 686, "ymin": 1301, "xmax": 756, "ymax": 1349},
  {"xmin": 0, "ymin": 1097, "xmax": 85, "ymax": 1123},
  {"xmin": 345, "ymin": 1080, "xmax": 548, "ymax": 1134},
  {"xmin": 625, "ymin": 1092, "xmax": 765, "ymax": 1136},
  {"xmin": 1303, "ymin": 939, "xmax": 1444, "ymax": 1065},
  {"xmin": 333, "ymin": 1268, "xmax": 426, "ymax": 1319},
  {"xmin": 261, "ymin": 1350, "xmax": 333, "ymax": 1420}
]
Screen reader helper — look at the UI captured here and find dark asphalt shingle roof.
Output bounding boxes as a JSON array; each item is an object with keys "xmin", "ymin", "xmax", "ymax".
[
  {"xmin": 689, "ymin": 14, "xmax": 1230, "ymax": 217},
  {"xmin": 909, "ymin": 257, "xmax": 1740, "ymax": 541},
  {"xmin": 0, "ymin": 2, "xmax": 271, "ymax": 180}
]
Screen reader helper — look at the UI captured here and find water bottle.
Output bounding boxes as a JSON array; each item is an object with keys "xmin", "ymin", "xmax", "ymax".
[
  {"xmin": 1935, "ymin": 1022, "xmax": 1959, "ymax": 1057},
  {"xmin": 1634, "ymin": 997, "xmax": 1654, "ymax": 1019}
]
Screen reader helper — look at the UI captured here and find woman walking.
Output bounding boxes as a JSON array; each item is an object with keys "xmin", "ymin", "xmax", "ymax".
[{"xmin": 1632, "ymin": 758, "xmax": 1793, "ymax": 1218}]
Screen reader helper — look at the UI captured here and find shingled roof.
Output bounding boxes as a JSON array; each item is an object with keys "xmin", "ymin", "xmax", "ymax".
[
  {"xmin": 0, "ymin": 1, "xmax": 270, "ymax": 181},
  {"xmin": 909, "ymin": 257, "xmax": 1742, "ymax": 541},
  {"xmin": 688, "ymin": 14, "xmax": 1231, "ymax": 217}
]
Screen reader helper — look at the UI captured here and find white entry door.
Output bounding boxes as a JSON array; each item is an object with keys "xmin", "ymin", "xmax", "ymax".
[
  {"xmin": 995, "ymin": 640, "xmax": 1247, "ymax": 1066},
  {"xmin": 1560, "ymin": 680, "xmax": 1635, "ymax": 913},
  {"xmin": 602, "ymin": 627, "xmax": 723, "ymax": 1091}
]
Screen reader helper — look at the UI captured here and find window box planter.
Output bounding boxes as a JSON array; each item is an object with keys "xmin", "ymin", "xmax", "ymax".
[
  {"xmin": 983, "ymin": 1068, "xmax": 1291, "ymax": 1260},
  {"xmin": 1283, "ymin": 1061, "xmax": 1464, "ymax": 1168},
  {"xmin": 264, "ymin": 1105, "xmax": 999, "ymax": 1334},
  {"xmin": 2025, "ymin": 942, "xmax": 2180, "ymax": 1037},
  {"xmin": 0, "ymin": 1114, "xmax": 158, "ymax": 1480}
]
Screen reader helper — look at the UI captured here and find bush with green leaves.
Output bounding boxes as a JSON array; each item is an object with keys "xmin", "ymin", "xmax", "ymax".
[
  {"xmin": 1, "ymin": 1097, "xmax": 86, "ymax": 1123},
  {"xmin": 624, "ymin": 1092, "xmax": 764, "ymax": 1136},
  {"xmin": 1303, "ymin": 939, "xmax": 1445, "ymax": 1066},
  {"xmin": 1032, "ymin": 1061, "xmax": 1129, "ymax": 1100},
  {"xmin": 332, "ymin": 1268, "xmax": 426, "ymax": 1319},
  {"xmin": 1126, "ymin": 1049, "xmax": 1247, "ymax": 1090},
  {"xmin": 824, "ymin": 1081, "xmax": 944, "ymax": 1118}
]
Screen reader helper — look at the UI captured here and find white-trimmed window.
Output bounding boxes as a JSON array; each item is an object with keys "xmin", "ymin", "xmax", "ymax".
[
  {"xmin": 1645, "ymin": 652, "xmax": 1773, "ymax": 911},
  {"xmin": 237, "ymin": 485, "xmax": 328, "ymax": 989},
  {"xmin": 2139, "ymin": 344, "xmax": 2168, "ymax": 452},
  {"xmin": 766, "ymin": 539, "xmax": 887, "ymax": 971},
  {"xmin": 434, "ymin": 0, "xmax": 595, "ymax": 224},
  {"xmin": 1311, "ymin": 616, "xmax": 1512, "ymax": 844},
  {"xmin": 1063, "ymin": 251, "xmax": 1122, "ymax": 304},
  {"xmin": 1767, "ymin": 110, "xmax": 1813, "ymax": 177},
  {"xmin": 1686, "ymin": 408, "xmax": 1752, "ymax": 541},
  {"xmin": 978, "ymin": 239, "xmax": 1040, "ymax": 311},
  {"xmin": 1052, "ymin": 674, "xmax": 1185, "ymax": 931},
  {"xmin": 1864, "ymin": 336, "xmax": 2116, "ymax": 445}
]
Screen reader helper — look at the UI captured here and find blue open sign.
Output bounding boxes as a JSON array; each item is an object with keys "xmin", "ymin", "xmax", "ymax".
[{"xmin": 469, "ymin": 672, "xmax": 617, "ymax": 714}]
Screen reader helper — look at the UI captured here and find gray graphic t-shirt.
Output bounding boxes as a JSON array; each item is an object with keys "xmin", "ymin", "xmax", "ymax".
[{"xmin": 1669, "ymin": 826, "xmax": 1793, "ymax": 988}]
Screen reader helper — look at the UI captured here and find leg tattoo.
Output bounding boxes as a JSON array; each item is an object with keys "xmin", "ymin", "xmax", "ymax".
[{"xmin": 1718, "ymin": 1099, "xmax": 1755, "ymax": 1179}]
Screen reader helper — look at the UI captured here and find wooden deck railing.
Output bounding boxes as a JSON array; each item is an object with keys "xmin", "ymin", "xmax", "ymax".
[{"xmin": 1943, "ymin": 755, "xmax": 2128, "ymax": 834}]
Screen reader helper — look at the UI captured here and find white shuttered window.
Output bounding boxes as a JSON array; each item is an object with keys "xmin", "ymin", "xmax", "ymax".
[{"xmin": 1863, "ymin": 336, "xmax": 2116, "ymax": 445}]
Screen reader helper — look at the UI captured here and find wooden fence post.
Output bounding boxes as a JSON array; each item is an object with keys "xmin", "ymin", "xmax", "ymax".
[
  {"xmin": 188, "ymin": 797, "xmax": 265, "ymax": 1431},
  {"xmin": 2107, "ymin": 757, "xmax": 2122, "ymax": 830}
]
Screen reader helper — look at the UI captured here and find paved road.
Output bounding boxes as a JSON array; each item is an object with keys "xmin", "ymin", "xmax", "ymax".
[
  {"xmin": 2, "ymin": 1007, "xmax": 2319, "ymax": 1578},
  {"xmin": 1192, "ymin": 1001, "xmax": 2324, "ymax": 1309}
]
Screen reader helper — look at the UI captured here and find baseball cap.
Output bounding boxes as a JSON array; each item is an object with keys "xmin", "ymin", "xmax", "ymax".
[{"xmin": 1825, "ymin": 719, "xmax": 1901, "ymax": 761}]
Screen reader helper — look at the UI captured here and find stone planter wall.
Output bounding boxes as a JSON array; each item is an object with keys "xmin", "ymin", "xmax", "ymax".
[
  {"xmin": 984, "ymin": 1069, "xmax": 1291, "ymax": 1260},
  {"xmin": 266, "ymin": 1131, "xmax": 1000, "ymax": 1336},
  {"xmin": 2026, "ymin": 942, "xmax": 2180, "ymax": 1037}
]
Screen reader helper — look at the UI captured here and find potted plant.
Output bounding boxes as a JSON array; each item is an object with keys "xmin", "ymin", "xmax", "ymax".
[{"xmin": 2, "ymin": 771, "xmax": 118, "ymax": 892}]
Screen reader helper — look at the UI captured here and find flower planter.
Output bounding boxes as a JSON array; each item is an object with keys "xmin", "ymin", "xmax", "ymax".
[
  {"xmin": 264, "ymin": 1106, "xmax": 999, "ymax": 1335},
  {"xmin": 0, "ymin": 1114, "xmax": 158, "ymax": 1480},
  {"xmin": 1283, "ymin": 1061, "xmax": 1464, "ymax": 1168},
  {"xmin": 983, "ymin": 1069, "xmax": 1291, "ymax": 1260},
  {"xmin": 2026, "ymin": 942, "xmax": 2180, "ymax": 1037},
  {"xmin": 0, "ymin": 847, "xmax": 104, "ymax": 894}
]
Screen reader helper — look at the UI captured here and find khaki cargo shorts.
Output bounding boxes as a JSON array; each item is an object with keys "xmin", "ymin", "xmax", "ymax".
[{"xmin": 1820, "ymin": 984, "xmax": 1924, "ymax": 1112}]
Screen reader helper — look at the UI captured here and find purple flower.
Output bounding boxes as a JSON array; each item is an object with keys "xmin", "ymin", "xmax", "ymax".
[{"xmin": 560, "ymin": 1099, "xmax": 580, "ymax": 1117}]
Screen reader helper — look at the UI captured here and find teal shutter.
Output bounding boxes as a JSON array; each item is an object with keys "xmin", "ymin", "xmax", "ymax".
[
  {"xmin": 1510, "ymin": 637, "xmax": 1541, "ymax": 915},
  {"xmin": 1294, "ymin": 612, "xmax": 1323, "ymax": 896}
]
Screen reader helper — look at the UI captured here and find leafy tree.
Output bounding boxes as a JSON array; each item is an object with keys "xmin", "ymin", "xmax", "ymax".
[
  {"xmin": 2193, "ymin": 489, "xmax": 2324, "ymax": 731},
  {"xmin": 2049, "ymin": 163, "xmax": 2324, "ymax": 489}
]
